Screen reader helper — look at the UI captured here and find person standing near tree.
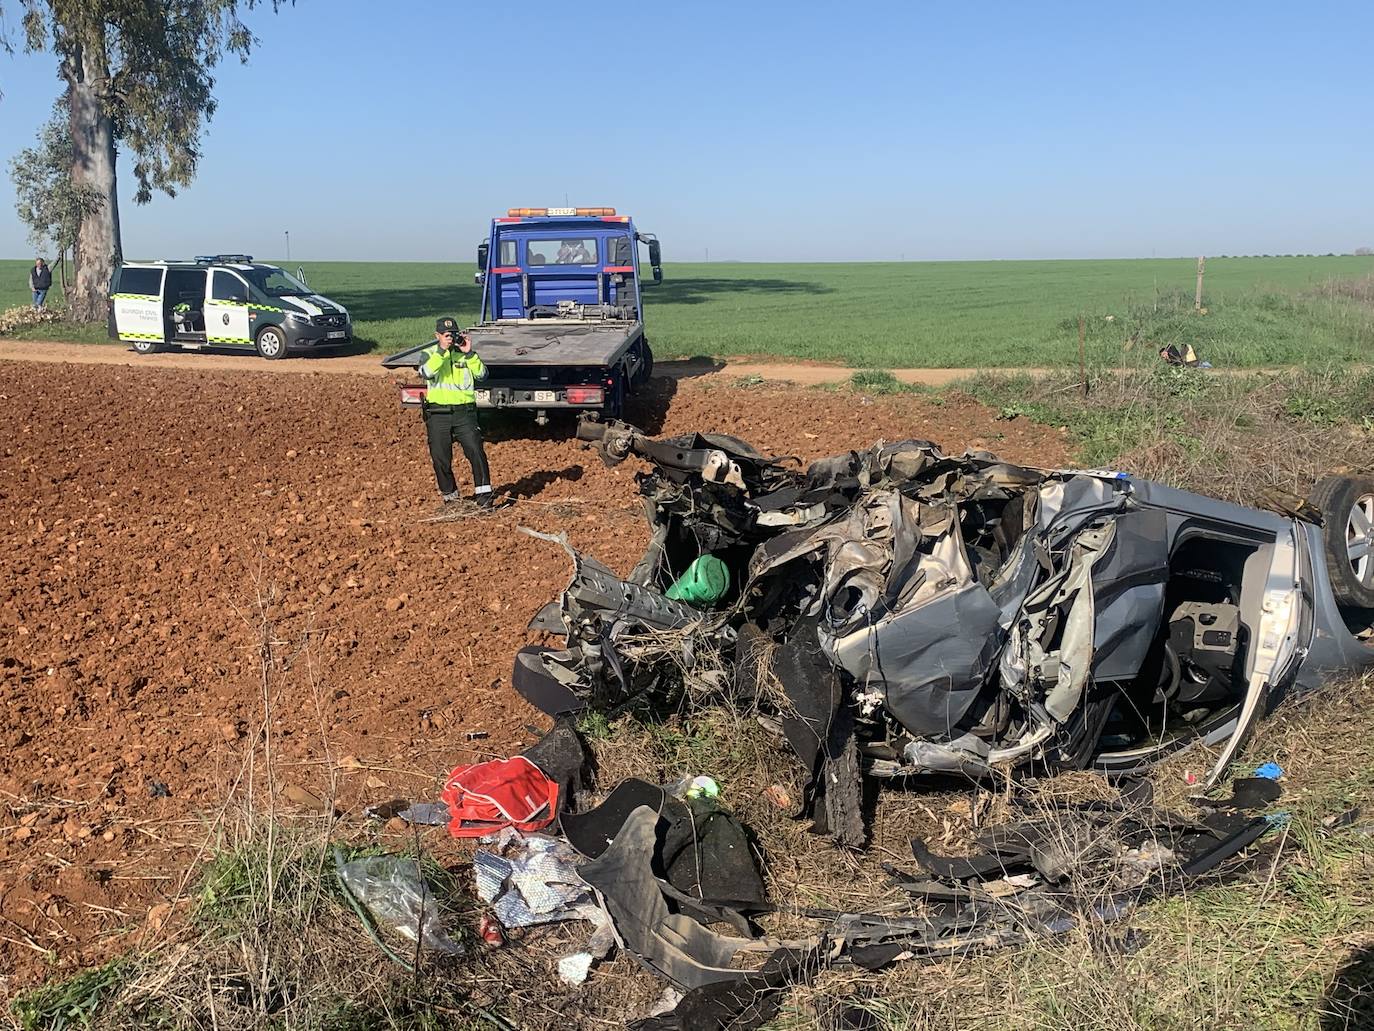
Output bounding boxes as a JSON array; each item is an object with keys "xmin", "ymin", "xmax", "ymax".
[
  {"xmin": 29, "ymin": 258, "xmax": 52, "ymax": 308},
  {"xmin": 419, "ymin": 317, "xmax": 494, "ymax": 511}
]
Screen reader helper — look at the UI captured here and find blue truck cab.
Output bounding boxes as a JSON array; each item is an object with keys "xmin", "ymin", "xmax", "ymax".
[{"xmin": 383, "ymin": 206, "xmax": 661, "ymax": 424}]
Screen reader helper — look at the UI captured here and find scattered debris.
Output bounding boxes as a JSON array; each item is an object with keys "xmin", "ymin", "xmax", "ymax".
[
  {"xmin": 1254, "ymin": 761, "xmax": 1284, "ymax": 781},
  {"xmin": 473, "ymin": 829, "xmax": 593, "ymax": 928},
  {"xmin": 334, "ymin": 850, "xmax": 464, "ymax": 957},
  {"xmin": 441, "ymin": 756, "xmax": 559, "ymax": 837}
]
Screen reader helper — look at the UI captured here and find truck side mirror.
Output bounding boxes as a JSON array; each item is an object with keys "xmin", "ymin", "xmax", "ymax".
[
  {"xmin": 647, "ymin": 239, "xmax": 663, "ymax": 285},
  {"xmin": 477, "ymin": 242, "xmax": 489, "ymax": 269}
]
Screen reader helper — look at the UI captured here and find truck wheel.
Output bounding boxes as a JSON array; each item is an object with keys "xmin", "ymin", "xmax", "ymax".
[
  {"xmin": 131, "ymin": 339, "xmax": 164, "ymax": 355},
  {"xmin": 632, "ymin": 340, "xmax": 655, "ymax": 385},
  {"xmin": 1310, "ymin": 474, "xmax": 1374, "ymax": 609},
  {"xmin": 255, "ymin": 325, "xmax": 288, "ymax": 360}
]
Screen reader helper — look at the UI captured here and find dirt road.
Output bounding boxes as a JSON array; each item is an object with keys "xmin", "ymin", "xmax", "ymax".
[
  {"xmin": 0, "ymin": 355, "xmax": 1068, "ymax": 989},
  {"xmin": 0, "ymin": 339, "xmax": 1004, "ymax": 385}
]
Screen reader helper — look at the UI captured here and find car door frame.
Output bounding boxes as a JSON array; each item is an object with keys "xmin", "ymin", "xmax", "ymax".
[{"xmin": 204, "ymin": 269, "xmax": 254, "ymax": 347}]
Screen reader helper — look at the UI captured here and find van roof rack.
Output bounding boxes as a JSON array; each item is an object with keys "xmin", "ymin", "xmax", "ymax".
[{"xmin": 194, "ymin": 254, "xmax": 254, "ymax": 265}]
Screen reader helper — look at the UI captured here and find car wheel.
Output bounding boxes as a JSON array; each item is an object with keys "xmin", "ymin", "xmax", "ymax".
[
  {"xmin": 255, "ymin": 325, "xmax": 288, "ymax": 360},
  {"xmin": 131, "ymin": 339, "xmax": 163, "ymax": 354},
  {"xmin": 1310, "ymin": 474, "xmax": 1374, "ymax": 609}
]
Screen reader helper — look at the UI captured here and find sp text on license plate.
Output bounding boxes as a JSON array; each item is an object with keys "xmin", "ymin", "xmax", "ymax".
[{"xmin": 534, "ymin": 390, "xmax": 555, "ymax": 403}]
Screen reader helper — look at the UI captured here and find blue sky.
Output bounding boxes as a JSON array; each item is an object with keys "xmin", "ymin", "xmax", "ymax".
[{"xmin": 1, "ymin": 0, "xmax": 1371, "ymax": 262}]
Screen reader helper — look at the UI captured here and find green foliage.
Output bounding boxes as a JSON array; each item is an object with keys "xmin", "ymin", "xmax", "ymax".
[
  {"xmin": 12, "ymin": 0, "xmax": 282, "ymax": 203},
  {"xmin": 7, "ymin": 104, "xmax": 103, "ymax": 256},
  {"xmin": 10, "ymin": 959, "xmax": 130, "ymax": 1030},
  {"xmin": 850, "ymin": 368, "xmax": 903, "ymax": 393}
]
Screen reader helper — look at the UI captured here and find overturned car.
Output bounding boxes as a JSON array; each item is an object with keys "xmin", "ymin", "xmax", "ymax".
[{"xmin": 513, "ymin": 419, "xmax": 1374, "ymax": 839}]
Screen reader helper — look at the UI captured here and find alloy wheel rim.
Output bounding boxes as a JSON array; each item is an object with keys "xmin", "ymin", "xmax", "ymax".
[{"xmin": 1349, "ymin": 492, "xmax": 1374, "ymax": 587}]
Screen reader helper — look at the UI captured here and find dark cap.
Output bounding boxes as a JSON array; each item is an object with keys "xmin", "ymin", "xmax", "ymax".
[{"xmin": 435, "ymin": 316, "xmax": 460, "ymax": 335}]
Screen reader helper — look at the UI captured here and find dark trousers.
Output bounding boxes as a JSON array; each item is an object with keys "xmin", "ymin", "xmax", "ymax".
[{"xmin": 424, "ymin": 403, "xmax": 490, "ymax": 495}]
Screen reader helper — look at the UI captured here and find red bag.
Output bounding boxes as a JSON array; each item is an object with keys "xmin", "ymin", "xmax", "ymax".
[{"xmin": 440, "ymin": 756, "xmax": 559, "ymax": 838}]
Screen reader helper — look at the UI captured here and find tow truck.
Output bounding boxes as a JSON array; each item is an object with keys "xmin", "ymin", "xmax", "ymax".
[{"xmin": 382, "ymin": 207, "xmax": 662, "ymax": 424}]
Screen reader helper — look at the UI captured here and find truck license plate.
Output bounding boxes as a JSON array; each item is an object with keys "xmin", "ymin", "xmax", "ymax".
[
  {"xmin": 534, "ymin": 390, "xmax": 555, "ymax": 403},
  {"xmin": 327, "ymin": 330, "xmax": 347, "ymax": 339}
]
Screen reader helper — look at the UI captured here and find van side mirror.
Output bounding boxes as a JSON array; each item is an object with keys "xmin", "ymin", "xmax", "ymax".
[{"xmin": 477, "ymin": 242, "xmax": 489, "ymax": 270}]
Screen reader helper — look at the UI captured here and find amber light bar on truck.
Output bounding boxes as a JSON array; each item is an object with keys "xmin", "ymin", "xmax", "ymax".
[{"xmin": 507, "ymin": 207, "xmax": 617, "ymax": 217}]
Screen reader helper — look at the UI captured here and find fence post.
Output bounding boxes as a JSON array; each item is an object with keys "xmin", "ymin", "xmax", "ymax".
[
  {"xmin": 1195, "ymin": 256, "xmax": 1206, "ymax": 311},
  {"xmin": 1078, "ymin": 314, "xmax": 1088, "ymax": 396}
]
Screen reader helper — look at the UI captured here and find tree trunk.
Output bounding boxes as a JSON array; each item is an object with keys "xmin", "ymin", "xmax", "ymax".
[{"xmin": 66, "ymin": 41, "xmax": 121, "ymax": 323}]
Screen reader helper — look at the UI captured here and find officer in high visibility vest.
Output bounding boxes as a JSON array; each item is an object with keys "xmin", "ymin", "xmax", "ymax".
[{"xmin": 420, "ymin": 316, "xmax": 493, "ymax": 510}]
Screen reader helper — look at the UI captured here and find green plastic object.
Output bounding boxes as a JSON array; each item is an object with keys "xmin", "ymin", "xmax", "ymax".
[{"xmin": 665, "ymin": 555, "xmax": 729, "ymax": 605}]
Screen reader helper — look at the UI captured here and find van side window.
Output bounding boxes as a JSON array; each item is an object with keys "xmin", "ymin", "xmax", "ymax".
[
  {"xmin": 211, "ymin": 271, "xmax": 248, "ymax": 302},
  {"xmin": 118, "ymin": 267, "xmax": 162, "ymax": 296}
]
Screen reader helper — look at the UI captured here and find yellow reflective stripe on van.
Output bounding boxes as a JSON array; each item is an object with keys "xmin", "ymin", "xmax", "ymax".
[
  {"xmin": 206, "ymin": 335, "xmax": 253, "ymax": 344},
  {"xmin": 120, "ymin": 332, "xmax": 164, "ymax": 341},
  {"xmin": 111, "ymin": 293, "xmax": 160, "ymax": 301},
  {"xmin": 209, "ymin": 300, "xmax": 290, "ymax": 313}
]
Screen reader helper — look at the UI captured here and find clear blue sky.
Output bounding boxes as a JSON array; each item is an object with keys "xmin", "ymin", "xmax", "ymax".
[{"xmin": 1, "ymin": 0, "xmax": 1371, "ymax": 262}]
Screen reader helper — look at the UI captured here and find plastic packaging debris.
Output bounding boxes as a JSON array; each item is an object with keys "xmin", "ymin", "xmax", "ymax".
[
  {"xmin": 333, "ymin": 849, "xmax": 464, "ymax": 956},
  {"xmin": 362, "ymin": 800, "xmax": 450, "ymax": 825},
  {"xmin": 556, "ymin": 911, "xmax": 617, "ymax": 985},
  {"xmin": 1254, "ymin": 761, "xmax": 1283, "ymax": 781},
  {"xmin": 473, "ymin": 828, "xmax": 593, "ymax": 928},
  {"xmin": 685, "ymin": 775, "xmax": 721, "ymax": 800},
  {"xmin": 398, "ymin": 802, "xmax": 450, "ymax": 825},
  {"xmin": 478, "ymin": 913, "xmax": 505, "ymax": 947},
  {"xmin": 664, "ymin": 554, "xmax": 729, "ymax": 605}
]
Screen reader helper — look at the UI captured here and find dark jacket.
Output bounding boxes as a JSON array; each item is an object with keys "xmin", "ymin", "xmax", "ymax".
[{"xmin": 30, "ymin": 265, "xmax": 52, "ymax": 291}]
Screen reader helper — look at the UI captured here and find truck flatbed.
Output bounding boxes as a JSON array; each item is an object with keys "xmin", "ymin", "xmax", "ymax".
[{"xmin": 381, "ymin": 319, "xmax": 639, "ymax": 370}]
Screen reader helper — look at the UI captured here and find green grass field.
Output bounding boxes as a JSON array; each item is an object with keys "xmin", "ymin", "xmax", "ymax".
[{"xmin": 4, "ymin": 254, "xmax": 1373, "ymax": 366}]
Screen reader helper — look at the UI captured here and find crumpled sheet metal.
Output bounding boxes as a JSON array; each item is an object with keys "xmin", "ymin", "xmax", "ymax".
[{"xmin": 473, "ymin": 828, "xmax": 593, "ymax": 929}]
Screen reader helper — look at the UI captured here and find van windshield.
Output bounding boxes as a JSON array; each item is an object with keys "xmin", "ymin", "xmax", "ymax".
[{"xmin": 242, "ymin": 267, "xmax": 311, "ymax": 297}]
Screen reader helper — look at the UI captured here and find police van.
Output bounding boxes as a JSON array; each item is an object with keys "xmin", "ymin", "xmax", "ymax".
[{"xmin": 108, "ymin": 255, "xmax": 353, "ymax": 360}]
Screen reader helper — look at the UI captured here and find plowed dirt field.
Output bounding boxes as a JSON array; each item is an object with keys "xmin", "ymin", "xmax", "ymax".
[{"xmin": 0, "ymin": 357, "xmax": 1069, "ymax": 991}]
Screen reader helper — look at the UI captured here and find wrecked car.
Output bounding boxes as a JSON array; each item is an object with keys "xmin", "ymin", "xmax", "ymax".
[{"xmin": 512, "ymin": 419, "xmax": 1374, "ymax": 840}]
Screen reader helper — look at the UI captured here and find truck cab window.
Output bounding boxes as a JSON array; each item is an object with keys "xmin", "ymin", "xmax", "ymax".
[
  {"xmin": 499, "ymin": 240, "xmax": 518, "ymax": 266},
  {"xmin": 607, "ymin": 237, "xmax": 631, "ymax": 265},
  {"xmin": 536, "ymin": 239, "xmax": 598, "ymax": 265}
]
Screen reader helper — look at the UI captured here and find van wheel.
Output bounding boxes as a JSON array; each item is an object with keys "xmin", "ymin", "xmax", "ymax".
[
  {"xmin": 1310, "ymin": 474, "xmax": 1374, "ymax": 609},
  {"xmin": 255, "ymin": 325, "xmax": 288, "ymax": 360},
  {"xmin": 131, "ymin": 339, "xmax": 163, "ymax": 355}
]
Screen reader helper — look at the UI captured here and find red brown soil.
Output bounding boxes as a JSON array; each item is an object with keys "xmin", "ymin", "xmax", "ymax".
[{"xmin": 0, "ymin": 358, "xmax": 1069, "ymax": 993}]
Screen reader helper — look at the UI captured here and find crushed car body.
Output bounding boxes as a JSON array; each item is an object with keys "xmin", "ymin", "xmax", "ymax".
[{"xmin": 513, "ymin": 419, "xmax": 1374, "ymax": 838}]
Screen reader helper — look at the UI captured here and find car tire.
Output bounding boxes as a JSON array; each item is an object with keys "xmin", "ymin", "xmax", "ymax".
[
  {"xmin": 255, "ymin": 325, "xmax": 288, "ymax": 360},
  {"xmin": 1310, "ymin": 474, "xmax": 1374, "ymax": 609},
  {"xmin": 131, "ymin": 339, "xmax": 164, "ymax": 355}
]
